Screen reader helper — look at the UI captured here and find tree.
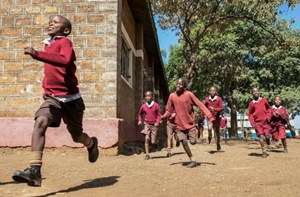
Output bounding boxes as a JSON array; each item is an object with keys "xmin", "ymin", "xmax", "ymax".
[{"xmin": 153, "ymin": 0, "xmax": 300, "ymax": 136}]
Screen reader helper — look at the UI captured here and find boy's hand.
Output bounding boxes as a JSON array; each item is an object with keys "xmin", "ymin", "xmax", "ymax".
[
  {"xmin": 154, "ymin": 123, "xmax": 158, "ymax": 127},
  {"xmin": 138, "ymin": 121, "xmax": 142, "ymax": 126},
  {"xmin": 24, "ymin": 47, "xmax": 36, "ymax": 57}
]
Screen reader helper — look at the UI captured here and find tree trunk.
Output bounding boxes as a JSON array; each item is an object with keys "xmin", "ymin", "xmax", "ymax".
[{"xmin": 226, "ymin": 97, "xmax": 238, "ymax": 138}]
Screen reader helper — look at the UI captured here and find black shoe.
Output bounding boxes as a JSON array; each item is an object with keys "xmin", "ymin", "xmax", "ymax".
[
  {"xmin": 208, "ymin": 137, "xmax": 212, "ymax": 144},
  {"xmin": 88, "ymin": 137, "xmax": 99, "ymax": 163},
  {"xmin": 166, "ymin": 152, "xmax": 172, "ymax": 158},
  {"xmin": 265, "ymin": 138, "xmax": 270, "ymax": 145},
  {"xmin": 12, "ymin": 166, "xmax": 42, "ymax": 186},
  {"xmin": 186, "ymin": 161, "xmax": 197, "ymax": 168},
  {"xmin": 176, "ymin": 141, "xmax": 180, "ymax": 147},
  {"xmin": 145, "ymin": 155, "xmax": 150, "ymax": 160},
  {"xmin": 217, "ymin": 144, "xmax": 221, "ymax": 151}
]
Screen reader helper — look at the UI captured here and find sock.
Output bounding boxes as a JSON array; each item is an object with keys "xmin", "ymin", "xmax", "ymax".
[{"xmin": 30, "ymin": 151, "xmax": 43, "ymax": 166}]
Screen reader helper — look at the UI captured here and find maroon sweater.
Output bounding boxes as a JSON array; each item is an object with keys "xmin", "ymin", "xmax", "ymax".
[
  {"xmin": 138, "ymin": 101, "xmax": 161, "ymax": 125},
  {"xmin": 248, "ymin": 97, "xmax": 272, "ymax": 126},
  {"xmin": 204, "ymin": 96, "xmax": 224, "ymax": 119},
  {"xmin": 270, "ymin": 105, "xmax": 288, "ymax": 127},
  {"xmin": 34, "ymin": 37, "xmax": 79, "ymax": 96},
  {"xmin": 164, "ymin": 90, "xmax": 213, "ymax": 130}
]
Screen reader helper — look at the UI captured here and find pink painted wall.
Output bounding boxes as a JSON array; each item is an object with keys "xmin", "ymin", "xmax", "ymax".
[{"xmin": 0, "ymin": 118, "xmax": 144, "ymax": 152}]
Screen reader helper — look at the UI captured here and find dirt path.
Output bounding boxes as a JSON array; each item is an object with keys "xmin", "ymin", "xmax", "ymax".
[{"xmin": 1, "ymin": 138, "xmax": 300, "ymax": 197}]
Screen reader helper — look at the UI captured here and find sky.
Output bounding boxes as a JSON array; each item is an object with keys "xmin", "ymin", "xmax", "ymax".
[{"xmin": 154, "ymin": 4, "xmax": 300, "ymax": 129}]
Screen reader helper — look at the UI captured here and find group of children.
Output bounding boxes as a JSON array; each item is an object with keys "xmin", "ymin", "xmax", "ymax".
[
  {"xmin": 138, "ymin": 83, "xmax": 290, "ymax": 166},
  {"xmin": 11, "ymin": 15, "xmax": 290, "ymax": 187}
]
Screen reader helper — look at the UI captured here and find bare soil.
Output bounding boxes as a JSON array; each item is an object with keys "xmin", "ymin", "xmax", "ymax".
[{"xmin": 1, "ymin": 138, "xmax": 300, "ymax": 197}]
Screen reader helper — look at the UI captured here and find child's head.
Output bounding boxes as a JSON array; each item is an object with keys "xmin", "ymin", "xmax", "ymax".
[
  {"xmin": 252, "ymin": 87, "xmax": 260, "ymax": 99},
  {"xmin": 176, "ymin": 77, "xmax": 187, "ymax": 93},
  {"xmin": 209, "ymin": 86, "xmax": 217, "ymax": 97},
  {"xmin": 274, "ymin": 96, "xmax": 282, "ymax": 106},
  {"xmin": 48, "ymin": 15, "xmax": 72, "ymax": 38},
  {"xmin": 144, "ymin": 91, "xmax": 153, "ymax": 102}
]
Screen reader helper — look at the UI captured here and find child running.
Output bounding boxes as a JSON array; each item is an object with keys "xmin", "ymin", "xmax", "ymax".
[
  {"xmin": 204, "ymin": 86, "xmax": 224, "ymax": 150},
  {"xmin": 165, "ymin": 108, "xmax": 177, "ymax": 157},
  {"xmin": 248, "ymin": 87, "xmax": 272, "ymax": 158},
  {"xmin": 197, "ymin": 112, "xmax": 205, "ymax": 142},
  {"xmin": 12, "ymin": 15, "xmax": 99, "ymax": 186},
  {"xmin": 162, "ymin": 77, "xmax": 214, "ymax": 168},
  {"xmin": 138, "ymin": 91, "xmax": 162, "ymax": 160},
  {"xmin": 220, "ymin": 112, "xmax": 228, "ymax": 141},
  {"xmin": 270, "ymin": 96, "xmax": 289, "ymax": 153}
]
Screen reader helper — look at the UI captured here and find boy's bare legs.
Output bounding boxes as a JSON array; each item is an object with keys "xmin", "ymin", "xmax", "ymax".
[
  {"xmin": 259, "ymin": 135, "xmax": 268, "ymax": 158},
  {"xmin": 166, "ymin": 135, "xmax": 172, "ymax": 157},
  {"xmin": 144, "ymin": 135, "xmax": 150, "ymax": 160},
  {"xmin": 181, "ymin": 140, "xmax": 196, "ymax": 168},
  {"xmin": 208, "ymin": 122, "xmax": 213, "ymax": 144},
  {"xmin": 282, "ymin": 138, "xmax": 288, "ymax": 153},
  {"xmin": 213, "ymin": 122, "xmax": 221, "ymax": 151}
]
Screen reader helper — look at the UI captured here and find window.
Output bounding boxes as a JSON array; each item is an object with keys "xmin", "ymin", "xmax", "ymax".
[{"xmin": 121, "ymin": 37, "xmax": 132, "ymax": 86}]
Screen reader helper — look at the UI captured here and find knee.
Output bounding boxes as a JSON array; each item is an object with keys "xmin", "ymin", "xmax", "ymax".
[
  {"xmin": 182, "ymin": 139, "xmax": 188, "ymax": 146},
  {"xmin": 34, "ymin": 116, "xmax": 50, "ymax": 130},
  {"xmin": 145, "ymin": 136, "xmax": 150, "ymax": 144},
  {"xmin": 190, "ymin": 140, "xmax": 196, "ymax": 145}
]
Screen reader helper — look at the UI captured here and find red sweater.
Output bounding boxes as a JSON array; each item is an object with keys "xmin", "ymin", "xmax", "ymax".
[
  {"xmin": 270, "ymin": 105, "xmax": 288, "ymax": 127},
  {"xmin": 138, "ymin": 101, "xmax": 161, "ymax": 125},
  {"xmin": 34, "ymin": 37, "xmax": 79, "ymax": 96},
  {"xmin": 164, "ymin": 90, "xmax": 214, "ymax": 130},
  {"xmin": 248, "ymin": 97, "xmax": 272, "ymax": 126},
  {"xmin": 204, "ymin": 96, "xmax": 224, "ymax": 119},
  {"xmin": 220, "ymin": 117, "xmax": 227, "ymax": 128}
]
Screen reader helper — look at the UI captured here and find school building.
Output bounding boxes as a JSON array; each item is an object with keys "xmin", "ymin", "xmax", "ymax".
[{"xmin": 0, "ymin": 0, "xmax": 169, "ymax": 154}]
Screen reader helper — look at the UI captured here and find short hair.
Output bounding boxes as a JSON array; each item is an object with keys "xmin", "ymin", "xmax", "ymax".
[
  {"xmin": 57, "ymin": 15, "xmax": 72, "ymax": 33},
  {"xmin": 177, "ymin": 77, "xmax": 187, "ymax": 88},
  {"xmin": 144, "ymin": 91, "xmax": 153, "ymax": 96}
]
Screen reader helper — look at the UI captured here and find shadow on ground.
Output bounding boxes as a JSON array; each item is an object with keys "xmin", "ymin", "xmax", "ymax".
[{"xmin": 33, "ymin": 176, "xmax": 120, "ymax": 197}]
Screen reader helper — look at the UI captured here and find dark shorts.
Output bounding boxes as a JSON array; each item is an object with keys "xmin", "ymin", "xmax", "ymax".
[
  {"xmin": 272, "ymin": 125, "xmax": 286, "ymax": 141},
  {"xmin": 174, "ymin": 127, "xmax": 197, "ymax": 144},
  {"xmin": 254, "ymin": 121, "xmax": 272, "ymax": 137},
  {"xmin": 141, "ymin": 124, "xmax": 158, "ymax": 144},
  {"xmin": 35, "ymin": 94, "xmax": 85, "ymax": 138}
]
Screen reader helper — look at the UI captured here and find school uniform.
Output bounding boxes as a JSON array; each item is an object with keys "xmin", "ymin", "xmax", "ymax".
[
  {"xmin": 165, "ymin": 90, "xmax": 213, "ymax": 144},
  {"xmin": 270, "ymin": 105, "xmax": 289, "ymax": 141},
  {"xmin": 138, "ymin": 101, "xmax": 161, "ymax": 144},
  {"xmin": 248, "ymin": 97, "xmax": 272, "ymax": 137}
]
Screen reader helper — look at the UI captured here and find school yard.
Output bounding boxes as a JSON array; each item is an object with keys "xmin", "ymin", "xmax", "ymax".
[{"xmin": 1, "ymin": 138, "xmax": 300, "ymax": 197}]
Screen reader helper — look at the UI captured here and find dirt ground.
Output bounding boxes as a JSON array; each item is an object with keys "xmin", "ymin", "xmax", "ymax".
[{"xmin": 1, "ymin": 138, "xmax": 300, "ymax": 197}]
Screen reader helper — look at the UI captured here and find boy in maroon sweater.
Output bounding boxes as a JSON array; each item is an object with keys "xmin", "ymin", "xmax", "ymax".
[
  {"xmin": 138, "ymin": 91, "xmax": 162, "ymax": 160},
  {"xmin": 248, "ymin": 88, "xmax": 272, "ymax": 158},
  {"xmin": 270, "ymin": 96, "xmax": 289, "ymax": 153},
  {"xmin": 162, "ymin": 78, "xmax": 214, "ymax": 168},
  {"xmin": 12, "ymin": 16, "xmax": 99, "ymax": 186},
  {"xmin": 205, "ymin": 86, "xmax": 224, "ymax": 150}
]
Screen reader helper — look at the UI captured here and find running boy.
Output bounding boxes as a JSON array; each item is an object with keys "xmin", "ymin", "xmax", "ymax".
[
  {"xmin": 138, "ymin": 91, "xmax": 162, "ymax": 160},
  {"xmin": 205, "ymin": 86, "xmax": 224, "ymax": 150},
  {"xmin": 12, "ymin": 15, "xmax": 99, "ymax": 186},
  {"xmin": 270, "ymin": 96, "xmax": 289, "ymax": 153},
  {"xmin": 248, "ymin": 87, "xmax": 272, "ymax": 158},
  {"xmin": 220, "ymin": 112, "xmax": 227, "ymax": 140},
  {"xmin": 162, "ymin": 78, "xmax": 214, "ymax": 168},
  {"xmin": 164, "ymin": 108, "xmax": 177, "ymax": 157}
]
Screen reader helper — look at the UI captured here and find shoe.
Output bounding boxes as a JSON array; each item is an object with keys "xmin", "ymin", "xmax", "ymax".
[
  {"xmin": 265, "ymin": 138, "xmax": 270, "ymax": 145},
  {"xmin": 262, "ymin": 152, "xmax": 268, "ymax": 158},
  {"xmin": 186, "ymin": 161, "xmax": 197, "ymax": 168},
  {"xmin": 208, "ymin": 137, "xmax": 212, "ymax": 144},
  {"xmin": 88, "ymin": 137, "xmax": 99, "ymax": 163},
  {"xmin": 217, "ymin": 144, "xmax": 221, "ymax": 151},
  {"xmin": 284, "ymin": 149, "xmax": 288, "ymax": 154},
  {"xmin": 176, "ymin": 141, "xmax": 180, "ymax": 147},
  {"xmin": 145, "ymin": 155, "xmax": 150, "ymax": 160},
  {"xmin": 166, "ymin": 152, "xmax": 172, "ymax": 158},
  {"xmin": 12, "ymin": 166, "xmax": 42, "ymax": 186}
]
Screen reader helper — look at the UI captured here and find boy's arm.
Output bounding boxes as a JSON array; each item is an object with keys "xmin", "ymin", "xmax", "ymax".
[
  {"xmin": 191, "ymin": 94, "xmax": 214, "ymax": 122},
  {"xmin": 214, "ymin": 97, "xmax": 224, "ymax": 112},
  {"xmin": 280, "ymin": 107, "xmax": 289, "ymax": 120},
  {"xmin": 264, "ymin": 99, "xmax": 272, "ymax": 121},
  {"xmin": 137, "ymin": 105, "xmax": 144, "ymax": 125},
  {"xmin": 155, "ymin": 104, "xmax": 162, "ymax": 125},
  {"xmin": 248, "ymin": 103, "xmax": 255, "ymax": 126},
  {"xmin": 161, "ymin": 97, "xmax": 172, "ymax": 119},
  {"xmin": 32, "ymin": 39, "xmax": 75, "ymax": 67}
]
